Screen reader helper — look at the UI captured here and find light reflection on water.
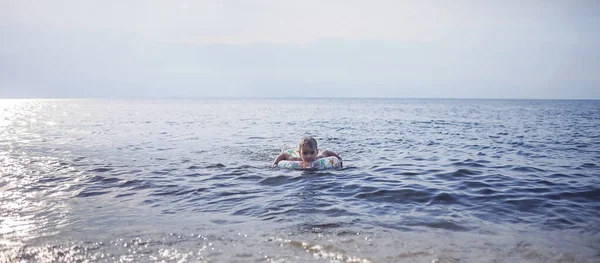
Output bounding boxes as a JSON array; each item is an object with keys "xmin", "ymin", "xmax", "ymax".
[
  {"xmin": 0, "ymin": 99, "xmax": 28, "ymax": 125},
  {"xmin": 1, "ymin": 149, "xmax": 71, "ymax": 256},
  {"xmin": 1, "ymin": 99, "xmax": 599, "ymax": 262}
]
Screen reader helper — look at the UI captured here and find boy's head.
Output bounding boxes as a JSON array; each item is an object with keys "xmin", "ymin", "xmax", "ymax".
[{"xmin": 298, "ymin": 137, "xmax": 318, "ymax": 162}]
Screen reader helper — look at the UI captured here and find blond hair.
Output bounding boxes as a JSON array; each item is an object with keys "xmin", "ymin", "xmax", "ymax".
[{"xmin": 298, "ymin": 136, "xmax": 317, "ymax": 150}]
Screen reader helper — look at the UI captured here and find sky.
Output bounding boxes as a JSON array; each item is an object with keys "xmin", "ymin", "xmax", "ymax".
[{"xmin": 1, "ymin": 0, "xmax": 599, "ymax": 99}]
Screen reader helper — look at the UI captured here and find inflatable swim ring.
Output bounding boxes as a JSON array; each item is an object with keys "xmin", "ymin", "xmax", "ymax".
[{"xmin": 277, "ymin": 148, "xmax": 342, "ymax": 170}]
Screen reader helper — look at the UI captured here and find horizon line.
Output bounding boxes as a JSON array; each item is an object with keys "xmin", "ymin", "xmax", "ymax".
[{"xmin": 1, "ymin": 96, "xmax": 599, "ymax": 101}]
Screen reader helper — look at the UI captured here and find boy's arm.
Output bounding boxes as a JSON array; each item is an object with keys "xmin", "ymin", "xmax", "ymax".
[{"xmin": 272, "ymin": 153, "xmax": 292, "ymax": 166}]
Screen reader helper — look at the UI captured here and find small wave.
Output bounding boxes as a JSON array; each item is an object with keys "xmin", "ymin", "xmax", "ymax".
[
  {"xmin": 516, "ymin": 150, "xmax": 548, "ymax": 158},
  {"xmin": 370, "ymin": 166, "xmax": 396, "ymax": 173},
  {"xmin": 473, "ymin": 188, "xmax": 498, "ymax": 195},
  {"xmin": 450, "ymin": 161, "xmax": 487, "ymax": 168},
  {"xmin": 548, "ymin": 173, "xmax": 575, "ymax": 179},
  {"xmin": 396, "ymin": 251, "xmax": 434, "ymax": 260},
  {"xmin": 298, "ymin": 222, "xmax": 348, "ymax": 232},
  {"xmin": 115, "ymin": 192, "xmax": 136, "ymax": 198},
  {"xmin": 522, "ymin": 187, "xmax": 552, "ymax": 194},
  {"xmin": 153, "ymin": 188, "xmax": 199, "ymax": 197},
  {"xmin": 148, "ymin": 185, "xmax": 207, "ymax": 198},
  {"xmin": 74, "ymin": 190, "xmax": 111, "ymax": 198},
  {"xmin": 504, "ymin": 198, "xmax": 546, "ymax": 213},
  {"xmin": 206, "ymin": 163, "xmax": 226, "ymax": 168},
  {"xmin": 38, "ymin": 175, "xmax": 69, "ymax": 184},
  {"xmin": 355, "ymin": 188, "xmax": 431, "ymax": 204},
  {"xmin": 429, "ymin": 192, "xmax": 459, "ymax": 204},
  {"xmin": 544, "ymin": 188, "xmax": 600, "ymax": 202},
  {"xmin": 463, "ymin": 180, "xmax": 491, "ymax": 188},
  {"xmin": 273, "ymin": 238, "xmax": 373, "ymax": 263},
  {"xmin": 233, "ymin": 174, "xmax": 263, "ymax": 181},
  {"xmin": 258, "ymin": 175, "xmax": 294, "ymax": 186},
  {"xmin": 511, "ymin": 166, "xmax": 546, "ymax": 172},
  {"xmin": 543, "ymin": 216, "xmax": 579, "ymax": 228},
  {"xmin": 87, "ymin": 167, "xmax": 113, "ymax": 173},
  {"xmin": 510, "ymin": 241, "xmax": 580, "ymax": 263},
  {"xmin": 396, "ymin": 171, "xmax": 421, "ymax": 176},
  {"xmin": 580, "ymin": 163, "xmax": 598, "ymax": 169},
  {"xmin": 437, "ymin": 169, "xmax": 483, "ymax": 178},
  {"xmin": 209, "ymin": 219, "xmax": 244, "ymax": 225},
  {"xmin": 156, "ymin": 148, "xmax": 174, "ymax": 151},
  {"xmin": 423, "ymin": 220, "xmax": 470, "ymax": 231},
  {"xmin": 88, "ymin": 175, "xmax": 120, "ymax": 184}
]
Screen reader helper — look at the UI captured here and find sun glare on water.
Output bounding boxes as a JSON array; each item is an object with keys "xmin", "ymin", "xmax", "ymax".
[{"xmin": 0, "ymin": 99, "xmax": 29, "ymax": 127}]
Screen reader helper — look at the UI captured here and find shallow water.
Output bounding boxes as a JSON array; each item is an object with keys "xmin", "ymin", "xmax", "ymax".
[{"xmin": 1, "ymin": 98, "xmax": 599, "ymax": 263}]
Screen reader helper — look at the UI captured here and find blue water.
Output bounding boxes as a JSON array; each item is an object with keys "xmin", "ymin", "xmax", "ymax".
[{"xmin": 1, "ymin": 99, "xmax": 599, "ymax": 262}]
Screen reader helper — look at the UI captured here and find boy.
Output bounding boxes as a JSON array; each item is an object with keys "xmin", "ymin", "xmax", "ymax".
[{"xmin": 272, "ymin": 136, "xmax": 343, "ymax": 167}]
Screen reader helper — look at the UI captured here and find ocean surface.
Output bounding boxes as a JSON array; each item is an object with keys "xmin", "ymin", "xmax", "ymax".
[{"xmin": 1, "ymin": 98, "xmax": 599, "ymax": 263}]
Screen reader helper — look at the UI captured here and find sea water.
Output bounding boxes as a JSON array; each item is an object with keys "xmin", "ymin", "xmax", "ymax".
[{"xmin": 1, "ymin": 98, "xmax": 599, "ymax": 262}]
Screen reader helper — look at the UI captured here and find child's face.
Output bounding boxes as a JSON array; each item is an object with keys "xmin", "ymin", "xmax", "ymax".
[{"xmin": 299, "ymin": 146, "xmax": 318, "ymax": 162}]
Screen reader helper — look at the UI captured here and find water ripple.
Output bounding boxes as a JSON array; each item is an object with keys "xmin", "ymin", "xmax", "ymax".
[{"xmin": 1, "ymin": 99, "xmax": 599, "ymax": 262}]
